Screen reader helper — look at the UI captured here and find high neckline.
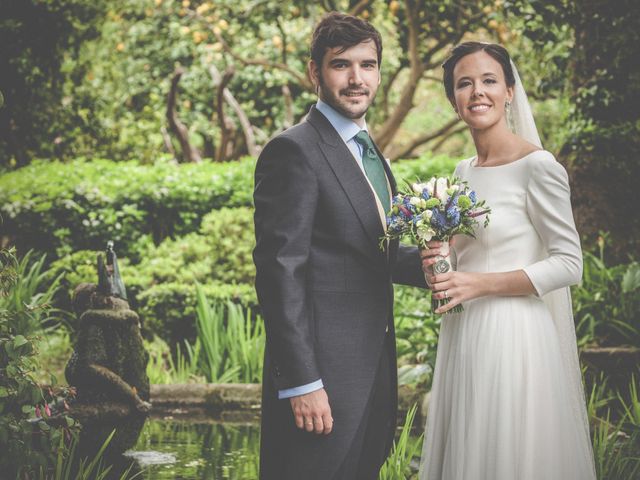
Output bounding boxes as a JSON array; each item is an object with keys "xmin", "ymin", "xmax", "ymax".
[{"xmin": 471, "ymin": 150, "xmax": 543, "ymax": 169}]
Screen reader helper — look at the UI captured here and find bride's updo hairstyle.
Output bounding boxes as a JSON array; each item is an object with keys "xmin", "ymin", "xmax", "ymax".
[{"xmin": 442, "ymin": 42, "xmax": 515, "ymax": 101}]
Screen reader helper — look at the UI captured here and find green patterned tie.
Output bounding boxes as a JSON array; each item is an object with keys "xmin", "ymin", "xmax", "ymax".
[{"xmin": 353, "ymin": 130, "xmax": 390, "ymax": 213}]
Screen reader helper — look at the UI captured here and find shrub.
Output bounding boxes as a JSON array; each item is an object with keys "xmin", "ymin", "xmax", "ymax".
[
  {"xmin": 0, "ymin": 156, "xmax": 255, "ymax": 260},
  {"xmin": 0, "ymin": 249, "xmax": 78, "ymax": 477},
  {"xmin": 44, "ymin": 207, "xmax": 257, "ymax": 343}
]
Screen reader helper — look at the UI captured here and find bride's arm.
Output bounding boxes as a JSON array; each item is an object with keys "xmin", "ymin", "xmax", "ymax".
[{"xmin": 424, "ymin": 154, "xmax": 581, "ymax": 313}]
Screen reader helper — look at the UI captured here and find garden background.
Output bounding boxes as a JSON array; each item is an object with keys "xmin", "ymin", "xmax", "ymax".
[{"xmin": 0, "ymin": 0, "xmax": 638, "ymax": 478}]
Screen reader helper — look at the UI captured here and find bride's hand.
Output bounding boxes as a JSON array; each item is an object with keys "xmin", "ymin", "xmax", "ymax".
[
  {"xmin": 428, "ymin": 271, "xmax": 486, "ymax": 314},
  {"xmin": 419, "ymin": 240, "xmax": 447, "ymax": 275}
]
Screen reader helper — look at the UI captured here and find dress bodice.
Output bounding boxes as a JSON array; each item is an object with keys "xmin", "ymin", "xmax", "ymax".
[{"xmin": 453, "ymin": 150, "xmax": 583, "ymax": 297}]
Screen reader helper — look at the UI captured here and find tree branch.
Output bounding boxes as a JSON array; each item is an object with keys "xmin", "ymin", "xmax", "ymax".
[
  {"xmin": 209, "ymin": 64, "xmax": 259, "ymax": 158},
  {"xmin": 373, "ymin": 0, "xmax": 426, "ymax": 151},
  {"xmin": 282, "ymin": 84, "xmax": 295, "ymax": 129},
  {"xmin": 388, "ymin": 117, "xmax": 461, "ymax": 161},
  {"xmin": 381, "ymin": 64, "xmax": 404, "ymax": 118},
  {"xmin": 166, "ymin": 67, "xmax": 202, "ymax": 163},
  {"xmin": 349, "ymin": 0, "xmax": 371, "ymax": 16},
  {"xmin": 431, "ymin": 125, "xmax": 467, "ymax": 153},
  {"xmin": 206, "ymin": 20, "xmax": 313, "ymax": 91},
  {"xmin": 211, "ymin": 65, "xmax": 236, "ymax": 161}
]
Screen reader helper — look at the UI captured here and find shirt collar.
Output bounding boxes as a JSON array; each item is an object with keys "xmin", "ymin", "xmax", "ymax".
[{"xmin": 316, "ymin": 99, "xmax": 368, "ymax": 143}]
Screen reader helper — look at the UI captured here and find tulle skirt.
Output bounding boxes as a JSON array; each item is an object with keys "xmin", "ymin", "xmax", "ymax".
[{"xmin": 420, "ymin": 295, "xmax": 595, "ymax": 480}]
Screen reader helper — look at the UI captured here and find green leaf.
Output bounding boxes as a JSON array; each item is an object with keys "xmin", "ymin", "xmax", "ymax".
[
  {"xmin": 0, "ymin": 387, "xmax": 9, "ymax": 398},
  {"xmin": 621, "ymin": 263, "xmax": 640, "ymax": 293}
]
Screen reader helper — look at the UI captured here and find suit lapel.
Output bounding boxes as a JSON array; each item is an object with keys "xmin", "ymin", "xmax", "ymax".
[{"xmin": 306, "ymin": 107, "xmax": 387, "ymax": 258}]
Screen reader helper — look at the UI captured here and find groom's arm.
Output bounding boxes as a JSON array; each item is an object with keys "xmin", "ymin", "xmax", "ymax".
[
  {"xmin": 253, "ymin": 135, "xmax": 322, "ymax": 391},
  {"xmin": 392, "ymin": 244, "xmax": 428, "ymax": 288}
]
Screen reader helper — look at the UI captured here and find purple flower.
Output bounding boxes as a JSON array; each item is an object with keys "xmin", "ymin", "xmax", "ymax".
[
  {"xmin": 430, "ymin": 209, "xmax": 447, "ymax": 230},
  {"xmin": 469, "ymin": 191, "xmax": 477, "ymax": 204}
]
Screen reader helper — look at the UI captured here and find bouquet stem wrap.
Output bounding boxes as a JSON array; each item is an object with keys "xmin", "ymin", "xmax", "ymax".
[{"xmin": 423, "ymin": 241, "xmax": 463, "ymax": 314}]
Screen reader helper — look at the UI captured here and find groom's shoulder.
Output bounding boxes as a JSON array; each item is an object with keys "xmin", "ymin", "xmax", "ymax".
[{"xmin": 267, "ymin": 118, "xmax": 320, "ymax": 150}]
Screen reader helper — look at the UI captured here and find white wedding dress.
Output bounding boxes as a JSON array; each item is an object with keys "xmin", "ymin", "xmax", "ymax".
[{"xmin": 419, "ymin": 150, "xmax": 596, "ymax": 480}]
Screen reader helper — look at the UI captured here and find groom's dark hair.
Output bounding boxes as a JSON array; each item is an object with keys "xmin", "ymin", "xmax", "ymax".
[
  {"xmin": 310, "ymin": 12, "xmax": 383, "ymax": 68},
  {"xmin": 442, "ymin": 42, "xmax": 515, "ymax": 101}
]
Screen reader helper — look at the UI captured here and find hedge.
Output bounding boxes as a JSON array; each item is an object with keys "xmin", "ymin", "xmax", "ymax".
[{"xmin": 0, "ymin": 156, "xmax": 255, "ymax": 260}]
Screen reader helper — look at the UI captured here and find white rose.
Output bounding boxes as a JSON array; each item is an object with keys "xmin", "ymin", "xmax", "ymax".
[
  {"xmin": 435, "ymin": 177, "xmax": 449, "ymax": 202},
  {"xmin": 412, "ymin": 183, "xmax": 425, "ymax": 194},
  {"xmin": 426, "ymin": 178, "xmax": 436, "ymax": 195},
  {"xmin": 423, "ymin": 209, "xmax": 433, "ymax": 219}
]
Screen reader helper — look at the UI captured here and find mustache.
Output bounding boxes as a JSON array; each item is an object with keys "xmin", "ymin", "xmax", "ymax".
[{"xmin": 340, "ymin": 88, "xmax": 369, "ymax": 96}]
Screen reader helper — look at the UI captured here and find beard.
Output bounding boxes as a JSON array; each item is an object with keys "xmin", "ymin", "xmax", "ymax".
[{"xmin": 317, "ymin": 75, "xmax": 376, "ymax": 120}]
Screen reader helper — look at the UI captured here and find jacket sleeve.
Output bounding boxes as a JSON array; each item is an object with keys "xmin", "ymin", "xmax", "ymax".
[
  {"xmin": 392, "ymin": 244, "xmax": 428, "ymax": 288},
  {"xmin": 253, "ymin": 136, "xmax": 321, "ymax": 390},
  {"xmin": 522, "ymin": 153, "xmax": 583, "ymax": 297}
]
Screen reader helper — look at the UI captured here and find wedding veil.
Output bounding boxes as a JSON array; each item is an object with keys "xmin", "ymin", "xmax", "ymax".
[{"xmin": 510, "ymin": 60, "xmax": 595, "ymax": 470}]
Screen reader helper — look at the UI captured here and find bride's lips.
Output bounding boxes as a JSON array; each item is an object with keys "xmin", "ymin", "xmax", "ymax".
[{"xmin": 468, "ymin": 103, "xmax": 492, "ymax": 113}]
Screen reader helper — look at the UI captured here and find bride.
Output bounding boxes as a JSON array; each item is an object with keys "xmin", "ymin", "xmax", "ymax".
[{"xmin": 418, "ymin": 42, "xmax": 596, "ymax": 479}]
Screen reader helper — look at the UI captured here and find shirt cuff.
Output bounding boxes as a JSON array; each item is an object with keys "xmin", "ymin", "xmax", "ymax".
[{"xmin": 278, "ymin": 379, "xmax": 324, "ymax": 399}]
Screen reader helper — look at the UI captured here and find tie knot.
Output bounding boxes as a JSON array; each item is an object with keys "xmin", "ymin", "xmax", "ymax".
[
  {"xmin": 353, "ymin": 130, "xmax": 376, "ymax": 156},
  {"xmin": 354, "ymin": 130, "xmax": 371, "ymax": 145}
]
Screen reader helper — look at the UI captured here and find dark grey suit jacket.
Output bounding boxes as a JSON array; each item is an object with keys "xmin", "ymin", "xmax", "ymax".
[{"xmin": 253, "ymin": 105, "xmax": 426, "ymax": 479}]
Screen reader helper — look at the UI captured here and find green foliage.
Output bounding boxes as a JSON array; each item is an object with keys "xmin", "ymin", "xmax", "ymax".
[
  {"xmin": 573, "ymin": 251, "xmax": 639, "ymax": 347},
  {"xmin": 145, "ymin": 335, "xmax": 204, "ymax": 384},
  {"xmin": 588, "ymin": 374, "xmax": 640, "ymax": 480},
  {"xmin": 0, "ymin": 0, "xmax": 108, "ymax": 167},
  {"xmin": 0, "ymin": 248, "xmax": 78, "ymax": 478},
  {"xmin": 40, "ymin": 430, "xmax": 139, "ymax": 480},
  {"xmin": 379, "ymin": 403, "xmax": 423, "ymax": 480},
  {"xmin": 195, "ymin": 286, "xmax": 264, "ymax": 384},
  {"xmin": 0, "ymin": 250, "xmax": 65, "ymax": 335},
  {"xmin": 0, "ymin": 156, "xmax": 255, "ymax": 259},
  {"xmin": 394, "ymin": 284, "xmax": 439, "ymax": 389}
]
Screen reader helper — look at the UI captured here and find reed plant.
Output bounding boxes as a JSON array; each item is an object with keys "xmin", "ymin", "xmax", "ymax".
[
  {"xmin": 145, "ymin": 335, "xmax": 204, "ymax": 384},
  {"xmin": 38, "ymin": 430, "xmax": 141, "ymax": 480},
  {"xmin": 195, "ymin": 283, "xmax": 264, "ymax": 383},
  {"xmin": 379, "ymin": 404, "xmax": 423, "ymax": 480}
]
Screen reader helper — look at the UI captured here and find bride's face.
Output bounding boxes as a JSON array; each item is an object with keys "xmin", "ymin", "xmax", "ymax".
[{"xmin": 451, "ymin": 51, "xmax": 514, "ymax": 132}]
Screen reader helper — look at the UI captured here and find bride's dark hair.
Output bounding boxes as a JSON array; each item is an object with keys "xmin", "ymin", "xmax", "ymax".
[{"xmin": 442, "ymin": 42, "xmax": 515, "ymax": 101}]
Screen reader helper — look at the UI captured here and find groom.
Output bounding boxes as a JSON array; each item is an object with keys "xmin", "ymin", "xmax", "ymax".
[{"xmin": 253, "ymin": 12, "xmax": 426, "ymax": 480}]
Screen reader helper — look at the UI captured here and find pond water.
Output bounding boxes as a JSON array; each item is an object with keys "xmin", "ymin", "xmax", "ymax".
[
  {"xmin": 122, "ymin": 411, "xmax": 421, "ymax": 479},
  {"xmin": 127, "ymin": 416, "xmax": 260, "ymax": 479}
]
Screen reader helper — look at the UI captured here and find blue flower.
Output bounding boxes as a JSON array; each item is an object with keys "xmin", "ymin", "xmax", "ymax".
[
  {"xmin": 446, "ymin": 207, "xmax": 460, "ymax": 227},
  {"xmin": 421, "ymin": 188, "xmax": 430, "ymax": 200},
  {"xmin": 469, "ymin": 191, "xmax": 477, "ymax": 204},
  {"xmin": 430, "ymin": 209, "xmax": 447, "ymax": 231}
]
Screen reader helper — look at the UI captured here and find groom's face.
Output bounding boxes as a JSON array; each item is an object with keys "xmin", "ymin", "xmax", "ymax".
[{"xmin": 309, "ymin": 40, "xmax": 381, "ymax": 125}]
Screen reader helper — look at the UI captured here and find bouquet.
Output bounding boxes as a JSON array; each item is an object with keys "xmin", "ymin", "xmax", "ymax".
[{"xmin": 382, "ymin": 176, "xmax": 491, "ymax": 313}]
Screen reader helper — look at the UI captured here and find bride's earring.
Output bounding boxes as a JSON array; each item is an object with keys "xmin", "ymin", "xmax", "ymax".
[{"xmin": 505, "ymin": 100, "xmax": 513, "ymax": 131}]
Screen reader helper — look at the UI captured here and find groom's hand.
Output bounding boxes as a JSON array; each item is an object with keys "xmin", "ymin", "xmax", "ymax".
[{"xmin": 290, "ymin": 388, "xmax": 333, "ymax": 435}]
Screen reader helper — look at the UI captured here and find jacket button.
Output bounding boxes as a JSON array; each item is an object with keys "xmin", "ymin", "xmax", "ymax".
[{"xmin": 385, "ymin": 325, "xmax": 389, "ymax": 333}]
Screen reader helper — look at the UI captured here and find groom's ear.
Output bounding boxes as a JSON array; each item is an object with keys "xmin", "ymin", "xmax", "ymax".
[{"xmin": 308, "ymin": 60, "xmax": 320, "ymax": 89}]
